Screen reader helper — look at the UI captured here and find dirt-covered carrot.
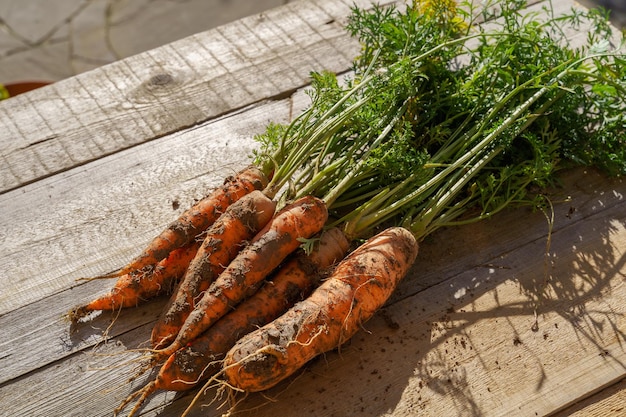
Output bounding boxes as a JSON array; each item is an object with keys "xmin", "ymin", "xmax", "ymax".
[
  {"xmin": 115, "ymin": 228, "xmax": 349, "ymax": 417},
  {"xmin": 151, "ymin": 190, "xmax": 277, "ymax": 349},
  {"xmin": 98, "ymin": 166, "xmax": 268, "ymax": 279},
  {"xmin": 149, "ymin": 195, "xmax": 329, "ymax": 363},
  {"xmin": 68, "ymin": 241, "xmax": 201, "ymax": 322},
  {"xmin": 222, "ymin": 227, "xmax": 418, "ymax": 392}
]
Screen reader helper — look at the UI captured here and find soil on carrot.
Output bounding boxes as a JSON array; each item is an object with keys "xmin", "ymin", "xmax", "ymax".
[{"xmin": 152, "ymin": 190, "xmax": 277, "ymax": 349}]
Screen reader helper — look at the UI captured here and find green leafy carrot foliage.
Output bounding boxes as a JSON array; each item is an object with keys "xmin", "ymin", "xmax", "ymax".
[{"xmin": 253, "ymin": 0, "xmax": 625, "ymax": 241}]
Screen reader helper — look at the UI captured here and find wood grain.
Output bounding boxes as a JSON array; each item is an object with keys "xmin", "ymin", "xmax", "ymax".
[
  {"xmin": 0, "ymin": 94, "xmax": 312, "ymax": 317},
  {"xmin": 1, "ymin": 0, "xmax": 625, "ymax": 416},
  {"xmin": 2, "ymin": 166, "xmax": 623, "ymax": 417},
  {"xmin": 555, "ymin": 377, "xmax": 626, "ymax": 416},
  {"xmin": 0, "ymin": 0, "xmax": 380, "ymax": 194}
]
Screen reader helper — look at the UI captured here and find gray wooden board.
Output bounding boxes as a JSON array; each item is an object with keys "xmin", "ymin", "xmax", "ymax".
[
  {"xmin": 0, "ymin": 0, "xmax": 387, "ymax": 194},
  {"xmin": 0, "ymin": 97, "xmax": 292, "ymax": 318},
  {"xmin": 1, "ymin": 166, "xmax": 625, "ymax": 417},
  {"xmin": 1, "ymin": 0, "xmax": 626, "ymax": 416}
]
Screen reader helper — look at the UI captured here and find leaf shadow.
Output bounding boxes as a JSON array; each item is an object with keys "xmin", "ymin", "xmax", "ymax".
[
  {"xmin": 401, "ymin": 167, "xmax": 626, "ymax": 415},
  {"xmin": 175, "ymin": 168, "xmax": 626, "ymax": 417}
]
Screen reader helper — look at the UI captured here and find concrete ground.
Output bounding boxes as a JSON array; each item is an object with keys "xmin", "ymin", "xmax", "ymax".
[
  {"xmin": 576, "ymin": 0, "xmax": 626, "ymax": 28},
  {"xmin": 0, "ymin": 0, "xmax": 293, "ymax": 84},
  {"xmin": 0, "ymin": 0, "xmax": 624, "ymax": 86}
]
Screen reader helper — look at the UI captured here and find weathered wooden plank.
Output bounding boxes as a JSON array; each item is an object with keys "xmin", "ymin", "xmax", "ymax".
[
  {"xmin": 554, "ymin": 377, "xmax": 626, "ymax": 416},
  {"xmin": 2, "ymin": 1, "xmax": 626, "ymax": 417},
  {"xmin": 0, "ymin": 94, "xmax": 310, "ymax": 317},
  {"xmin": 0, "ymin": 0, "xmax": 382, "ymax": 194},
  {"xmin": 1, "ymin": 166, "xmax": 624, "ymax": 417}
]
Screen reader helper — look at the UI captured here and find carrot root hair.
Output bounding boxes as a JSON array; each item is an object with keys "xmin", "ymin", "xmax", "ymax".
[{"xmin": 180, "ymin": 365, "xmax": 244, "ymax": 417}]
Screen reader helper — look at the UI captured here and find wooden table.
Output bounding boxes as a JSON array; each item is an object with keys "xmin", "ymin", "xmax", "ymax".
[{"xmin": 1, "ymin": 0, "xmax": 625, "ymax": 416}]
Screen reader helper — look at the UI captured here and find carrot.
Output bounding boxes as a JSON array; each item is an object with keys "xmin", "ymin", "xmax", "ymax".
[
  {"xmin": 99, "ymin": 166, "xmax": 268, "ymax": 279},
  {"xmin": 115, "ymin": 228, "xmax": 349, "ymax": 417},
  {"xmin": 149, "ymin": 195, "xmax": 329, "ymax": 363},
  {"xmin": 151, "ymin": 190, "xmax": 277, "ymax": 349},
  {"xmin": 68, "ymin": 241, "xmax": 201, "ymax": 322},
  {"xmin": 221, "ymin": 227, "xmax": 418, "ymax": 392}
]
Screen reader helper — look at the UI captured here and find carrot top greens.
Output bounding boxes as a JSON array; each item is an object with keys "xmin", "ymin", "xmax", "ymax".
[{"xmin": 253, "ymin": 0, "xmax": 626, "ymax": 240}]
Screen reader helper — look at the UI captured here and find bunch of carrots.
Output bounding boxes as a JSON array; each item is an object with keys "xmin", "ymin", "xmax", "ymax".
[{"xmin": 69, "ymin": 0, "xmax": 626, "ymax": 415}]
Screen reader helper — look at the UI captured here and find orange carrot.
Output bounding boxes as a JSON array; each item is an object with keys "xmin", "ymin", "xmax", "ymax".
[
  {"xmin": 222, "ymin": 227, "xmax": 418, "ymax": 392},
  {"xmin": 68, "ymin": 241, "xmax": 201, "ymax": 322},
  {"xmin": 99, "ymin": 166, "xmax": 268, "ymax": 279},
  {"xmin": 115, "ymin": 228, "xmax": 349, "ymax": 417},
  {"xmin": 151, "ymin": 190, "xmax": 277, "ymax": 349},
  {"xmin": 150, "ymin": 195, "xmax": 328, "ymax": 363}
]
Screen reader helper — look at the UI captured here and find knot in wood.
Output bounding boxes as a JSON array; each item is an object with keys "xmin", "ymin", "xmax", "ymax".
[{"xmin": 149, "ymin": 73, "xmax": 174, "ymax": 86}]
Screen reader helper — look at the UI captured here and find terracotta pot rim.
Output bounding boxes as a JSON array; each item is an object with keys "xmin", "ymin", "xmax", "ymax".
[{"xmin": 1, "ymin": 81, "xmax": 53, "ymax": 98}]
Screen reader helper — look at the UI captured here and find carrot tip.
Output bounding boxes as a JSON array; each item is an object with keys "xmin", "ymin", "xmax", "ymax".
[
  {"xmin": 66, "ymin": 305, "xmax": 102, "ymax": 324},
  {"xmin": 66, "ymin": 305, "xmax": 88, "ymax": 323},
  {"xmin": 147, "ymin": 343, "xmax": 180, "ymax": 367},
  {"xmin": 76, "ymin": 269, "xmax": 124, "ymax": 281}
]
